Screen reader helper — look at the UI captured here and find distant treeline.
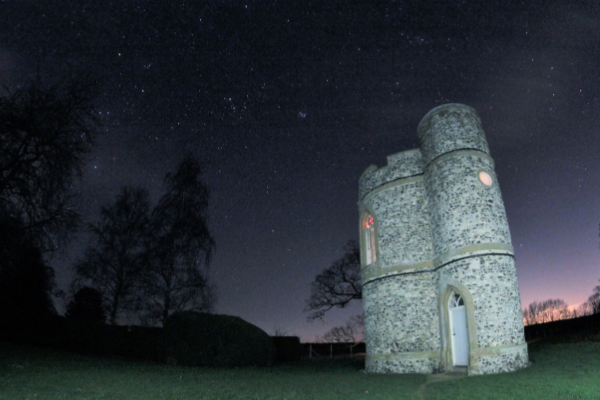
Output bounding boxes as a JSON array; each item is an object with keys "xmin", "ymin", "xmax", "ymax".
[
  {"xmin": 522, "ymin": 282, "xmax": 600, "ymax": 326},
  {"xmin": 524, "ymin": 312, "xmax": 600, "ymax": 342}
]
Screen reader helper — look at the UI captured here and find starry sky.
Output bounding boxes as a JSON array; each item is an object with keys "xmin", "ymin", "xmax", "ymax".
[{"xmin": 1, "ymin": 0, "xmax": 599, "ymax": 341}]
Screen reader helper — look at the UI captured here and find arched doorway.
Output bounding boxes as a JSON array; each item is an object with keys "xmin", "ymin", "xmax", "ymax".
[{"xmin": 448, "ymin": 290, "xmax": 469, "ymax": 366}]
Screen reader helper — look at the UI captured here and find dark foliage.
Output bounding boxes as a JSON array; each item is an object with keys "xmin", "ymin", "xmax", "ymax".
[
  {"xmin": 72, "ymin": 187, "xmax": 151, "ymax": 324},
  {"xmin": 57, "ymin": 320, "xmax": 164, "ymax": 360},
  {"xmin": 62, "ymin": 318, "xmax": 107, "ymax": 354},
  {"xmin": 11, "ymin": 315, "xmax": 165, "ymax": 361},
  {"xmin": 305, "ymin": 240, "xmax": 362, "ymax": 321},
  {"xmin": 0, "ymin": 315, "xmax": 166, "ymax": 363},
  {"xmin": 0, "ymin": 214, "xmax": 57, "ymax": 328},
  {"xmin": 100, "ymin": 324, "xmax": 165, "ymax": 362},
  {"xmin": 141, "ymin": 155, "xmax": 216, "ymax": 326},
  {"xmin": 66, "ymin": 287, "xmax": 106, "ymax": 323},
  {"xmin": 0, "ymin": 74, "xmax": 100, "ymax": 253},
  {"xmin": 165, "ymin": 311, "xmax": 275, "ymax": 367}
]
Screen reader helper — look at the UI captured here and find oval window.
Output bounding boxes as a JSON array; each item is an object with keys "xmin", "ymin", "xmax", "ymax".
[{"xmin": 479, "ymin": 171, "xmax": 493, "ymax": 187}]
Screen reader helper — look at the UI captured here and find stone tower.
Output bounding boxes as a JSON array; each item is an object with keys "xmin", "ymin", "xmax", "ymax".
[{"xmin": 358, "ymin": 104, "xmax": 528, "ymax": 375}]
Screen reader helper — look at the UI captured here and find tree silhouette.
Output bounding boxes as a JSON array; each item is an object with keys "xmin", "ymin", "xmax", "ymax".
[
  {"xmin": 523, "ymin": 298, "xmax": 569, "ymax": 324},
  {"xmin": 305, "ymin": 240, "xmax": 362, "ymax": 321},
  {"xmin": 318, "ymin": 314, "xmax": 364, "ymax": 343},
  {"xmin": 587, "ymin": 281, "xmax": 600, "ymax": 315},
  {"xmin": 66, "ymin": 286, "xmax": 106, "ymax": 323},
  {"xmin": 72, "ymin": 187, "xmax": 151, "ymax": 324},
  {"xmin": 0, "ymin": 73, "xmax": 100, "ymax": 254},
  {"xmin": 140, "ymin": 154, "xmax": 216, "ymax": 326},
  {"xmin": 0, "ymin": 213, "xmax": 57, "ymax": 326}
]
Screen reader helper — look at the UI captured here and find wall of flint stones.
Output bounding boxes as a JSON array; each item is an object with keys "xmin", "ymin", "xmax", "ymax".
[
  {"xmin": 424, "ymin": 154, "xmax": 511, "ymax": 256},
  {"xmin": 359, "ymin": 104, "xmax": 528, "ymax": 375}
]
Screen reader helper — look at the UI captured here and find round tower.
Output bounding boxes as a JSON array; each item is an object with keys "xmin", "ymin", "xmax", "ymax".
[{"xmin": 417, "ymin": 104, "xmax": 528, "ymax": 374}]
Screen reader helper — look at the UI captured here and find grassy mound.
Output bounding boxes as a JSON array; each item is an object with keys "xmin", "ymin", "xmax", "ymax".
[{"xmin": 164, "ymin": 311, "xmax": 276, "ymax": 367}]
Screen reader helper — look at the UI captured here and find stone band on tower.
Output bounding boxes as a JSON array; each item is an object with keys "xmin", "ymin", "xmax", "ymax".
[{"xmin": 359, "ymin": 104, "xmax": 528, "ymax": 375}]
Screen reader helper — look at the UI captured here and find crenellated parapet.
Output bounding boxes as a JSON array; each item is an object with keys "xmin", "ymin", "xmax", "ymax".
[{"xmin": 358, "ymin": 148, "xmax": 424, "ymax": 202}]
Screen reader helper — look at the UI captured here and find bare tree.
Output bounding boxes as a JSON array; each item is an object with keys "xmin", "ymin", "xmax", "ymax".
[
  {"xmin": 578, "ymin": 301, "xmax": 593, "ymax": 317},
  {"xmin": 522, "ymin": 308, "xmax": 532, "ymax": 326},
  {"xmin": 559, "ymin": 305, "xmax": 572, "ymax": 320},
  {"xmin": 525, "ymin": 299, "xmax": 570, "ymax": 324},
  {"xmin": 305, "ymin": 240, "xmax": 362, "ymax": 321},
  {"xmin": 571, "ymin": 307, "xmax": 579, "ymax": 319},
  {"xmin": 558, "ymin": 305, "xmax": 574, "ymax": 319},
  {"xmin": 319, "ymin": 314, "xmax": 364, "ymax": 343},
  {"xmin": 0, "ymin": 74, "xmax": 100, "ymax": 254},
  {"xmin": 72, "ymin": 187, "xmax": 151, "ymax": 325},
  {"xmin": 541, "ymin": 301, "xmax": 552, "ymax": 322},
  {"xmin": 320, "ymin": 326, "xmax": 356, "ymax": 343},
  {"xmin": 272, "ymin": 325, "xmax": 291, "ymax": 337},
  {"xmin": 587, "ymin": 281, "xmax": 600, "ymax": 315},
  {"xmin": 543, "ymin": 299, "xmax": 567, "ymax": 322},
  {"xmin": 526, "ymin": 301, "xmax": 541, "ymax": 325},
  {"xmin": 140, "ymin": 155, "xmax": 216, "ymax": 326}
]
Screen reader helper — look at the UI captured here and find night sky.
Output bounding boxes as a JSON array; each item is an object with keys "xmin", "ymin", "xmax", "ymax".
[{"xmin": 1, "ymin": 0, "xmax": 599, "ymax": 341}]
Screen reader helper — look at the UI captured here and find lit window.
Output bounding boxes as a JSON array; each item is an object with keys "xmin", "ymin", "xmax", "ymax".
[
  {"xmin": 479, "ymin": 171, "xmax": 493, "ymax": 187},
  {"xmin": 449, "ymin": 290, "xmax": 465, "ymax": 308},
  {"xmin": 364, "ymin": 214, "xmax": 376, "ymax": 265}
]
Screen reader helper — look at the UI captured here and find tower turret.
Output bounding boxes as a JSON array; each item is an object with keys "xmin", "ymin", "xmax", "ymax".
[
  {"xmin": 417, "ymin": 103, "xmax": 513, "ymax": 264},
  {"xmin": 359, "ymin": 104, "xmax": 528, "ymax": 375}
]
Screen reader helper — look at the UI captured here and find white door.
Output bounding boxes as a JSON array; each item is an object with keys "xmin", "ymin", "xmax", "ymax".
[{"xmin": 450, "ymin": 305, "xmax": 469, "ymax": 366}]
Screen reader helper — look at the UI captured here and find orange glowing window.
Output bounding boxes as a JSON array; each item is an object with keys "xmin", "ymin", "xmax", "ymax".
[
  {"xmin": 479, "ymin": 171, "xmax": 493, "ymax": 187},
  {"xmin": 364, "ymin": 214, "xmax": 376, "ymax": 265},
  {"xmin": 365, "ymin": 215, "xmax": 374, "ymax": 229}
]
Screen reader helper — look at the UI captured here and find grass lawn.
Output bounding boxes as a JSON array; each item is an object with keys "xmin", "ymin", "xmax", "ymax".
[
  {"xmin": 0, "ymin": 342, "xmax": 423, "ymax": 399},
  {"xmin": 425, "ymin": 341, "xmax": 600, "ymax": 400},
  {"xmin": 1, "ymin": 340, "xmax": 600, "ymax": 399}
]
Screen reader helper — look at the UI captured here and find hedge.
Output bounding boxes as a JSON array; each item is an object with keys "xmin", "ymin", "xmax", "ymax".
[{"xmin": 271, "ymin": 336, "xmax": 302, "ymax": 363}]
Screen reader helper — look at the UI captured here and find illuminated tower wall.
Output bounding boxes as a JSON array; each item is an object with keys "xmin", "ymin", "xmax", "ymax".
[{"xmin": 358, "ymin": 103, "xmax": 528, "ymax": 375}]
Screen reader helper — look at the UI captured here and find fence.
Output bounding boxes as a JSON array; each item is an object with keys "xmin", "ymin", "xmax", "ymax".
[{"xmin": 301, "ymin": 342, "xmax": 365, "ymax": 359}]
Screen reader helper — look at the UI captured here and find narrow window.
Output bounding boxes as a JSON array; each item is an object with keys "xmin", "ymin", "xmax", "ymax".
[{"xmin": 364, "ymin": 214, "xmax": 376, "ymax": 265}]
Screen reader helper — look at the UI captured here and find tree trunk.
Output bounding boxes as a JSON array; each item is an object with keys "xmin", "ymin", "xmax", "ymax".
[
  {"xmin": 110, "ymin": 293, "xmax": 119, "ymax": 325},
  {"xmin": 162, "ymin": 289, "xmax": 170, "ymax": 326}
]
